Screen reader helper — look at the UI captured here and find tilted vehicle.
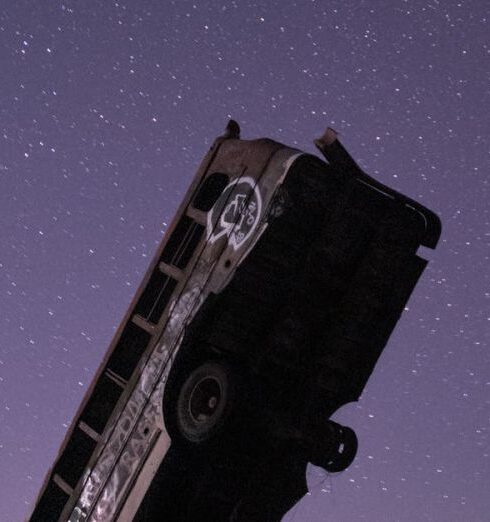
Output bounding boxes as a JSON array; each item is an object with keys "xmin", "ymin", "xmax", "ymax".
[{"xmin": 29, "ymin": 122, "xmax": 441, "ymax": 521}]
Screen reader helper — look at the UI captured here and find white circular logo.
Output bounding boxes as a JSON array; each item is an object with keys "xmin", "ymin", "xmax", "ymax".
[{"xmin": 207, "ymin": 177, "xmax": 262, "ymax": 251}]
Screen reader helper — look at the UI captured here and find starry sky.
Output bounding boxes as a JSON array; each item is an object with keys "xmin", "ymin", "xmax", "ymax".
[{"xmin": 0, "ymin": 1, "xmax": 488, "ymax": 521}]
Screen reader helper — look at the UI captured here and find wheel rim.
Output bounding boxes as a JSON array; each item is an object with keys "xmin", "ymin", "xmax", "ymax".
[
  {"xmin": 173, "ymin": 361, "xmax": 233, "ymax": 443},
  {"xmin": 188, "ymin": 376, "xmax": 223, "ymax": 425}
]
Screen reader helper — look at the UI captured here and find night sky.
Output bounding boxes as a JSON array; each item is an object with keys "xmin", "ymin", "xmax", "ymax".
[{"xmin": 0, "ymin": 1, "xmax": 488, "ymax": 521}]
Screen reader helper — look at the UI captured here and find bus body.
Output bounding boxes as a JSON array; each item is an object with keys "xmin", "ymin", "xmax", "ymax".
[{"xmin": 29, "ymin": 122, "xmax": 441, "ymax": 522}]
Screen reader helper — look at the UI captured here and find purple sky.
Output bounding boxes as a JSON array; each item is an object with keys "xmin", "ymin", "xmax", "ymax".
[{"xmin": 1, "ymin": 1, "xmax": 488, "ymax": 521}]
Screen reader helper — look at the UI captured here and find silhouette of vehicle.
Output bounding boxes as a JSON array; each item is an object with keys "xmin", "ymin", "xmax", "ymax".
[{"xmin": 29, "ymin": 122, "xmax": 441, "ymax": 522}]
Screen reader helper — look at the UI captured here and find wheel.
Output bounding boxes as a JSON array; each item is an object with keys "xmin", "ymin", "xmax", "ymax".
[
  {"xmin": 310, "ymin": 422, "xmax": 358, "ymax": 473},
  {"xmin": 323, "ymin": 425, "xmax": 358, "ymax": 472},
  {"xmin": 165, "ymin": 360, "xmax": 238, "ymax": 445}
]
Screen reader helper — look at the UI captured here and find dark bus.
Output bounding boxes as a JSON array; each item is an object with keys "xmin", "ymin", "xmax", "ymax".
[{"xmin": 29, "ymin": 122, "xmax": 440, "ymax": 522}]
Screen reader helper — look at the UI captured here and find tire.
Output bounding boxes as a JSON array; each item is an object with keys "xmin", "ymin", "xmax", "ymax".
[
  {"xmin": 310, "ymin": 422, "xmax": 358, "ymax": 473},
  {"xmin": 165, "ymin": 360, "xmax": 239, "ymax": 446}
]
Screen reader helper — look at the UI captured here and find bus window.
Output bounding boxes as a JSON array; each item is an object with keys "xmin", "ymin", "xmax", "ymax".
[{"xmin": 192, "ymin": 172, "xmax": 229, "ymax": 212}]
